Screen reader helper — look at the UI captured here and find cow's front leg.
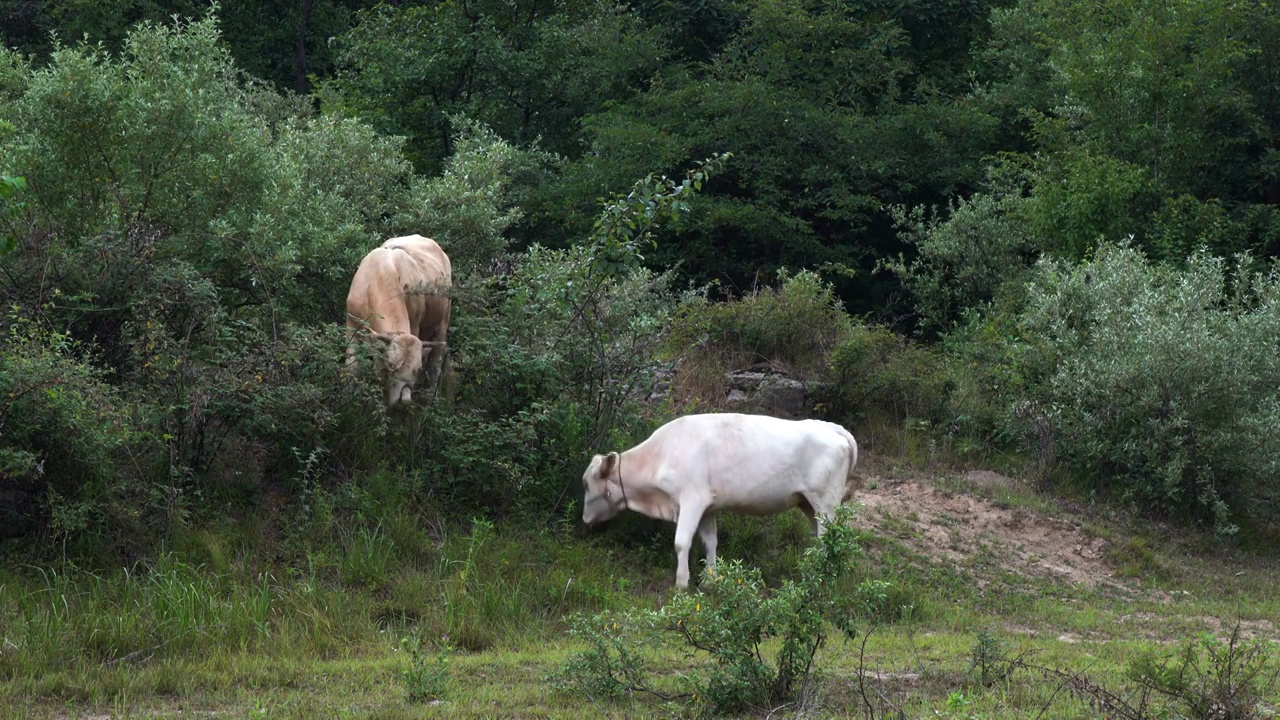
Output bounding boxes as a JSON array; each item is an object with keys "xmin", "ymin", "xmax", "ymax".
[
  {"xmin": 673, "ymin": 503, "xmax": 706, "ymax": 590},
  {"xmin": 697, "ymin": 514, "xmax": 718, "ymax": 575}
]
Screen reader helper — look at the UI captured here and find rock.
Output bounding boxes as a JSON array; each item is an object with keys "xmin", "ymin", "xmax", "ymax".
[
  {"xmin": 964, "ymin": 470, "xmax": 1018, "ymax": 489},
  {"xmin": 724, "ymin": 368, "xmax": 814, "ymax": 417}
]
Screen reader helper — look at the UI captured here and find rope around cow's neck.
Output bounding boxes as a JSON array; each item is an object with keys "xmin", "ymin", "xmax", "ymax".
[{"xmin": 616, "ymin": 452, "xmax": 630, "ymax": 512}]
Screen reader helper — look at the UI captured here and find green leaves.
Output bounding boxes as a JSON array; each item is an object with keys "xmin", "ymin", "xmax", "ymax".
[
  {"xmin": 556, "ymin": 506, "xmax": 870, "ymax": 714},
  {"xmin": 0, "ymin": 174, "xmax": 25, "ymax": 257},
  {"xmin": 962, "ymin": 242, "xmax": 1280, "ymax": 531},
  {"xmin": 589, "ymin": 153, "xmax": 731, "ymax": 278},
  {"xmin": 321, "ymin": 0, "xmax": 668, "ymax": 173}
]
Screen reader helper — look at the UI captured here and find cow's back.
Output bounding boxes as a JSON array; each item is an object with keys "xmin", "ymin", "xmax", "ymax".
[
  {"xmin": 347, "ymin": 247, "xmax": 410, "ymax": 335},
  {"xmin": 639, "ymin": 413, "xmax": 851, "ymax": 512},
  {"xmin": 347, "ymin": 236, "xmax": 452, "ymax": 338},
  {"xmin": 380, "ymin": 235, "xmax": 452, "ymax": 341}
]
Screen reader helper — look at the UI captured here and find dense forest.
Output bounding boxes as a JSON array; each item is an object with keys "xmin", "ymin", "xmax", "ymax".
[{"xmin": 6, "ymin": 0, "xmax": 1280, "ymax": 550}]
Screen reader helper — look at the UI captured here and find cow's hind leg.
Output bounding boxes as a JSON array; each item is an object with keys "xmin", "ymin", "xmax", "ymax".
[
  {"xmin": 797, "ymin": 497, "xmax": 820, "ymax": 536},
  {"xmin": 697, "ymin": 514, "xmax": 718, "ymax": 578},
  {"xmin": 673, "ymin": 503, "xmax": 707, "ymax": 590},
  {"xmin": 421, "ymin": 340, "xmax": 447, "ymax": 401}
]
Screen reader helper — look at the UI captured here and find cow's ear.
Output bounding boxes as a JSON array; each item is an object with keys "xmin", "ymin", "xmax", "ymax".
[
  {"xmin": 598, "ymin": 452, "xmax": 618, "ymax": 479},
  {"xmin": 372, "ymin": 332, "xmax": 394, "ymax": 345}
]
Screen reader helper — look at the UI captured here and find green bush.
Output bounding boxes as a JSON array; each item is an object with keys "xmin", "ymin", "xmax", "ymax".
[
  {"xmin": 959, "ymin": 242, "xmax": 1280, "ymax": 531},
  {"xmin": 556, "ymin": 505, "xmax": 869, "ymax": 714},
  {"xmin": 821, "ymin": 323, "xmax": 954, "ymax": 426},
  {"xmin": 394, "ymin": 118, "xmax": 549, "ymax": 276},
  {"xmin": 1128, "ymin": 624, "xmax": 1279, "ymax": 720},
  {"xmin": 0, "ymin": 312, "xmax": 158, "ymax": 550},
  {"xmin": 886, "ymin": 162, "xmax": 1040, "ymax": 333},
  {"xmin": 675, "ymin": 269, "xmax": 853, "ymax": 375}
]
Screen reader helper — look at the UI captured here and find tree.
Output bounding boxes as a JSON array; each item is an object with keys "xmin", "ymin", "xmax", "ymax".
[
  {"xmin": 0, "ymin": 0, "xmax": 378, "ymax": 94},
  {"xmin": 531, "ymin": 0, "xmax": 999, "ymax": 313},
  {"xmin": 978, "ymin": 0, "xmax": 1280, "ymax": 260},
  {"xmin": 319, "ymin": 0, "xmax": 668, "ymax": 173}
]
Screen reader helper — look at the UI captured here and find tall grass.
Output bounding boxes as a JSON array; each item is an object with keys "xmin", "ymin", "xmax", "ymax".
[
  {"xmin": 0, "ymin": 521, "xmax": 663, "ymax": 686},
  {"xmin": 0, "ymin": 555, "xmax": 281, "ymax": 677}
]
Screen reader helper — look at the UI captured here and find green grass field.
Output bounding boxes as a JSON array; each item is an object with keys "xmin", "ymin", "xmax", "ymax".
[{"xmin": 3, "ymin": 471, "xmax": 1278, "ymax": 719}]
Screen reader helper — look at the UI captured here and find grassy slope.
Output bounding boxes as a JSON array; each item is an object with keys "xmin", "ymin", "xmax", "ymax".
[{"xmin": 2, "ymin": 471, "xmax": 1279, "ymax": 719}]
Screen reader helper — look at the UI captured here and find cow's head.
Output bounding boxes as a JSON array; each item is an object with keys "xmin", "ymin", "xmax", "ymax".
[
  {"xmin": 581, "ymin": 451, "xmax": 622, "ymax": 526},
  {"xmin": 374, "ymin": 332, "xmax": 433, "ymax": 408}
]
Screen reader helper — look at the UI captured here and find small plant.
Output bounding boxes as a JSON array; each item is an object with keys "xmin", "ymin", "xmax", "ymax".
[
  {"xmin": 968, "ymin": 627, "xmax": 1019, "ymax": 687},
  {"xmin": 339, "ymin": 526, "xmax": 396, "ymax": 589},
  {"xmin": 552, "ymin": 611, "xmax": 657, "ymax": 700},
  {"xmin": 401, "ymin": 633, "xmax": 452, "ymax": 702},
  {"xmin": 855, "ymin": 579, "xmax": 915, "ymax": 624},
  {"xmin": 556, "ymin": 505, "xmax": 870, "ymax": 714},
  {"xmin": 1128, "ymin": 623, "xmax": 1279, "ymax": 720},
  {"xmin": 934, "ymin": 690, "xmax": 984, "ymax": 719}
]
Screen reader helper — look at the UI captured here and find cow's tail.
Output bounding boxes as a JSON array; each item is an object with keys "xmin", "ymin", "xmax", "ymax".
[{"xmin": 836, "ymin": 424, "xmax": 859, "ymax": 501}]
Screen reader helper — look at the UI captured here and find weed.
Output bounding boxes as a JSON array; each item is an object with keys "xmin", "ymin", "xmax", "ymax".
[
  {"xmin": 557, "ymin": 505, "xmax": 869, "ymax": 714},
  {"xmin": 1129, "ymin": 622, "xmax": 1280, "ymax": 720},
  {"xmin": 551, "ymin": 611, "xmax": 658, "ymax": 701},
  {"xmin": 339, "ymin": 526, "xmax": 396, "ymax": 589},
  {"xmin": 401, "ymin": 633, "xmax": 452, "ymax": 702},
  {"xmin": 968, "ymin": 627, "xmax": 1019, "ymax": 688}
]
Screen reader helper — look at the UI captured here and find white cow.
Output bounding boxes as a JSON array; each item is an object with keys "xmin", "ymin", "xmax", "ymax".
[{"xmin": 581, "ymin": 413, "xmax": 859, "ymax": 589}]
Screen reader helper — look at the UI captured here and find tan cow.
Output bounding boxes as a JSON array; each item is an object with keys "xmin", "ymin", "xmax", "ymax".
[
  {"xmin": 581, "ymin": 413, "xmax": 859, "ymax": 589},
  {"xmin": 346, "ymin": 235, "xmax": 452, "ymax": 408}
]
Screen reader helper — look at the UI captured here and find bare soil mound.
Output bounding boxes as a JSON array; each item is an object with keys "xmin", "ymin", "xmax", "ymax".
[{"xmin": 851, "ymin": 473, "xmax": 1117, "ymax": 589}]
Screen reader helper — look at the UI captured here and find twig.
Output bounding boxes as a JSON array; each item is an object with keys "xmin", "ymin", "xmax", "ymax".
[
  {"xmin": 765, "ymin": 701, "xmax": 794, "ymax": 719},
  {"xmin": 856, "ymin": 624, "xmax": 878, "ymax": 719}
]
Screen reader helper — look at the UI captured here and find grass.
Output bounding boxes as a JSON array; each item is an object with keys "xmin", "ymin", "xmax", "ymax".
[{"xmin": 3, "ymin": 476, "xmax": 1280, "ymax": 719}]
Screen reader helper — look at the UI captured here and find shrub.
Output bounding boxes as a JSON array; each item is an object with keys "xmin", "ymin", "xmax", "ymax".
[
  {"xmin": 412, "ymin": 156, "xmax": 728, "ymax": 518},
  {"xmin": 821, "ymin": 323, "xmax": 954, "ymax": 426},
  {"xmin": 557, "ymin": 505, "xmax": 869, "ymax": 714},
  {"xmin": 1128, "ymin": 624, "xmax": 1279, "ymax": 720},
  {"xmin": 960, "ymin": 242, "xmax": 1280, "ymax": 531},
  {"xmin": 554, "ymin": 610, "xmax": 656, "ymax": 701},
  {"xmin": 0, "ymin": 312, "xmax": 158, "ymax": 551},
  {"xmin": 393, "ymin": 118, "xmax": 549, "ymax": 276},
  {"xmin": 673, "ymin": 269, "xmax": 852, "ymax": 376},
  {"xmin": 886, "ymin": 162, "xmax": 1040, "ymax": 333},
  {"xmin": 0, "ymin": 173, "xmax": 23, "ymax": 257}
]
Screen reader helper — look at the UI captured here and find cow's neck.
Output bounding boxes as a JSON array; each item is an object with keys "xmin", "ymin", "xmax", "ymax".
[
  {"xmin": 616, "ymin": 448, "xmax": 677, "ymax": 523},
  {"xmin": 626, "ymin": 486, "xmax": 678, "ymax": 523}
]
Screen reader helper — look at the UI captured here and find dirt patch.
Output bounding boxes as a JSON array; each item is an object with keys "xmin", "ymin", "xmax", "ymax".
[
  {"xmin": 1118, "ymin": 613, "xmax": 1280, "ymax": 643},
  {"xmin": 851, "ymin": 476, "xmax": 1118, "ymax": 589}
]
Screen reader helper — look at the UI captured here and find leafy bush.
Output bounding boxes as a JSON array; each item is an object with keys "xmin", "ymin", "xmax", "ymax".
[
  {"xmin": 821, "ymin": 323, "xmax": 954, "ymax": 426},
  {"xmin": 554, "ymin": 610, "xmax": 656, "ymax": 701},
  {"xmin": 886, "ymin": 162, "xmax": 1040, "ymax": 332},
  {"xmin": 0, "ymin": 173, "xmax": 24, "ymax": 257},
  {"xmin": 394, "ymin": 118, "xmax": 550, "ymax": 275},
  {"xmin": 674, "ymin": 269, "xmax": 852, "ymax": 376},
  {"xmin": 415, "ymin": 157, "xmax": 729, "ymax": 518},
  {"xmin": 959, "ymin": 242, "xmax": 1280, "ymax": 531},
  {"xmin": 0, "ymin": 312, "xmax": 158, "ymax": 550},
  {"xmin": 1021, "ymin": 144, "xmax": 1151, "ymax": 260},
  {"xmin": 557, "ymin": 505, "xmax": 870, "ymax": 714},
  {"xmin": 1128, "ymin": 624, "xmax": 1280, "ymax": 720}
]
